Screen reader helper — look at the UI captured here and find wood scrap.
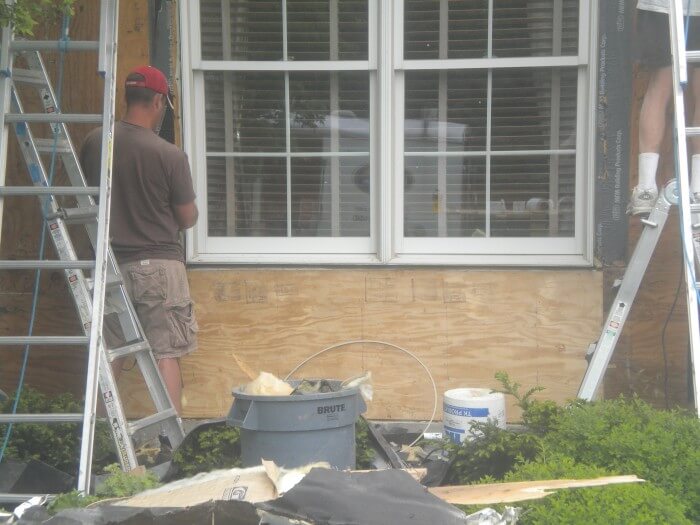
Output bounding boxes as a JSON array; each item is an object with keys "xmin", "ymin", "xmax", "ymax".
[{"xmin": 429, "ymin": 475, "xmax": 645, "ymax": 505}]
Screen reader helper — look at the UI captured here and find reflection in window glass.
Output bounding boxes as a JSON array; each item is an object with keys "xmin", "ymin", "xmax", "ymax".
[
  {"xmin": 290, "ymin": 72, "xmax": 370, "ymax": 153},
  {"xmin": 200, "ymin": 0, "xmax": 283, "ymax": 61},
  {"xmin": 207, "ymin": 157, "xmax": 287, "ymax": 237},
  {"xmin": 291, "ymin": 156, "xmax": 370, "ymax": 237},
  {"xmin": 404, "ymin": 0, "xmax": 579, "ymax": 60},
  {"xmin": 404, "ymin": 70, "xmax": 488, "ymax": 152}
]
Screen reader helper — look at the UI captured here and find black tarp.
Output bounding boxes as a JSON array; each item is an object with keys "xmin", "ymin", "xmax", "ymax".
[{"xmin": 257, "ymin": 468, "xmax": 468, "ymax": 525}]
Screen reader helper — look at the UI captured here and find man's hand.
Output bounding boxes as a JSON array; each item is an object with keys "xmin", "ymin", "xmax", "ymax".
[{"xmin": 173, "ymin": 201, "xmax": 199, "ymax": 230}]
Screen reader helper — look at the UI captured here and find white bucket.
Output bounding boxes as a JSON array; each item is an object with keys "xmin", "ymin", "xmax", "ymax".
[{"xmin": 443, "ymin": 388, "xmax": 506, "ymax": 444}]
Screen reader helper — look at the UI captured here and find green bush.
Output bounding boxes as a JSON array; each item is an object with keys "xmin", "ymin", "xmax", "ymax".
[
  {"xmin": 542, "ymin": 397, "xmax": 700, "ymax": 522},
  {"xmin": 47, "ymin": 491, "xmax": 101, "ymax": 514},
  {"xmin": 518, "ymin": 484, "xmax": 691, "ymax": 525},
  {"xmin": 355, "ymin": 418, "xmax": 375, "ymax": 469},
  {"xmin": 0, "ymin": 388, "xmax": 114, "ymax": 474},
  {"xmin": 95, "ymin": 463, "xmax": 160, "ymax": 497},
  {"xmin": 443, "ymin": 422, "xmax": 542, "ymax": 484},
  {"xmin": 493, "ymin": 371, "xmax": 563, "ymax": 435},
  {"xmin": 497, "ymin": 454, "xmax": 690, "ymax": 525},
  {"xmin": 172, "ymin": 425, "xmax": 242, "ymax": 478}
]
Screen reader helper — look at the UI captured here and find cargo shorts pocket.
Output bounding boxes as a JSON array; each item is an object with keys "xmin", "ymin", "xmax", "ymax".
[
  {"xmin": 129, "ymin": 266, "xmax": 167, "ymax": 302},
  {"xmin": 166, "ymin": 300, "xmax": 198, "ymax": 348}
]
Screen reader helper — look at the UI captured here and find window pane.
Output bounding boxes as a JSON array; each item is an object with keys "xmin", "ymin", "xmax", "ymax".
[
  {"xmin": 493, "ymin": 0, "xmax": 579, "ymax": 57},
  {"xmin": 205, "ymin": 71, "xmax": 286, "ymax": 153},
  {"xmin": 404, "ymin": 1, "xmax": 578, "ymax": 60},
  {"xmin": 290, "ymin": 72, "xmax": 370, "ymax": 153},
  {"xmin": 291, "ymin": 156, "xmax": 370, "ymax": 236},
  {"xmin": 491, "ymin": 68, "xmax": 577, "ymax": 151},
  {"xmin": 490, "ymin": 154, "xmax": 575, "ymax": 237},
  {"xmin": 207, "ymin": 157, "xmax": 287, "ymax": 237},
  {"xmin": 405, "ymin": 70, "xmax": 488, "ymax": 152},
  {"xmin": 200, "ymin": 0, "xmax": 283, "ymax": 60},
  {"xmin": 404, "ymin": 156, "xmax": 487, "ymax": 237},
  {"xmin": 287, "ymin": 0, "xmax": 368, "ymax": 61},
  {"xmin": 404, "ymin": 0, "xmax": 488, "ymax": 60}
]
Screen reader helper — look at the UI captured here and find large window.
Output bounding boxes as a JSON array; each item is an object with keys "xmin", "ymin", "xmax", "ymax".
[{"xmin": 182, "ymin": 1, "xmax": 595, "ymax": 264}]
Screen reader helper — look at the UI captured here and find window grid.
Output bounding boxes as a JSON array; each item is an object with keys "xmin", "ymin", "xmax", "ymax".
[{"xmin": 184, "ymin": 0, "xmax": 594, "ymax": 264}]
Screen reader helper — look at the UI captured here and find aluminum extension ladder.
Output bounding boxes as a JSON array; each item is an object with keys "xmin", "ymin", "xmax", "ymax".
[
  {"xmin": 0, "ymin": 0, "xmax": 184, "ymax": 497},
  {"xmin": 578, "ymin": 0, "xmax": 700, "ymax": 417}
]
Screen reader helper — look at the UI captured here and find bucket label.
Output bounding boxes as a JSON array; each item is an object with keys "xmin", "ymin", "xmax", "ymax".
[
  {"xmin": 444, "ymin": 425, "xmax": 466, "ymax": 444},
  {"xmin": 443, "ymin": 403, "xmax": 489, "ymax": 418},
  {"xmin": 317, "ymin": 403, "xmax": 345, "ymax": 421}
]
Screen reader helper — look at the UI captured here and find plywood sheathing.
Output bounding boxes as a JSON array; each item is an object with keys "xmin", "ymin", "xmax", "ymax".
[
  {"xmin": 113, "ymin": 269, "xmax": 603, "ymax": 421},
  {"xmin": 0, "ymin": 0, "xmax": 149, "ymax": 399}
]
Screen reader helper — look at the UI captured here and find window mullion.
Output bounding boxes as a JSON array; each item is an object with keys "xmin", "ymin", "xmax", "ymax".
[
  {"xmin": 437, "ymin": 0, "xmax": 448, "ymax": 237},
  {"xmin": 330, "ymin": 0, "xmax": 340, "ymax": 237},
  {"xmin": 485, "ymin": 0, "xmax": 494, "ymax": 237},
  {"xmin": 379, "ymin": 0, "xmax": 394, "ymax": 262}
]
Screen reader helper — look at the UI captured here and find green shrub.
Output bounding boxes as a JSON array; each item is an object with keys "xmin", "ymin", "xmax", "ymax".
[
  {"xmin": 543, "ymin": 397, "xmax": 700, "ymax": 522},
  {"xmin": 172, "ymin": 425, "xmax": 242, "ymax": 478},
  {"xmin": 518, "ymin": 484, "xmax": 691, "ymax": 525},
  {"xmin": 95, "ymin": 463, "xmax": 159, "ymax": 497},
  {"xmin": 494, "ymin": 371, "xmax": 563, "ymax": 435},
  {"xmin": 48, "ymin": 491, "xmax": 101, "ymax": 515},
  {"xmin": 504, "ymin": 452, "xmax": 609, "ymax": 482},
  {"xmin": 443, "ymin": 422, "xmax": 542, "ymax": 484},
  {"xmin": 355, "ymin": 418, "xmax": 375, "ymax": 469},
  {"xmin": 0, "ymin": 388, "xmax": 114, "ymax": 474}
]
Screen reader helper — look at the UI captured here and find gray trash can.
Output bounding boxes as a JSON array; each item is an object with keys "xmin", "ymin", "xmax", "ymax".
[{"xmin": 227, "ymin": 380, "xmax": 367, "ymax": 469}]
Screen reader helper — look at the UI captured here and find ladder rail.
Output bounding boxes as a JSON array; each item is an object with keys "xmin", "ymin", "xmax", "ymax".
[
  {"xmin": 669, "ymin": 0, "xmax": 700, "ymax": 417},
  {"xmin": 78, "ymin": 0, "xmax": 121, "ymax": 493},
  {"xmin": 578, "ymin": 188, "xmax": 675, "ymax": 400}
]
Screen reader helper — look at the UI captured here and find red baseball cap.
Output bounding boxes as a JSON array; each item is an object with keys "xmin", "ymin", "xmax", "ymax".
[{"xmin": 125, "ymin": 65, "xmax": 173, "ymax": 108}]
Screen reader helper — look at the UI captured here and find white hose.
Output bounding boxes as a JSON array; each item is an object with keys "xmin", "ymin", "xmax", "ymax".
[{"xmin": 285, "ymin": 340, "xmax": 438, "ymax": 448}]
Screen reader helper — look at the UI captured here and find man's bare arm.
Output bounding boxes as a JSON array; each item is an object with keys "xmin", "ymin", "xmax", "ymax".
[{"xmin": 173, "ymin": 201, "xmax": 199, "ymax": 230}]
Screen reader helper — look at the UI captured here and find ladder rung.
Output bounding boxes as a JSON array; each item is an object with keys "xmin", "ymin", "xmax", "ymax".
[
  {"xmin": 128, "ymin": 409, "xmax": 178, "ymax": 435},
  {"xmin": 10, "ymin": 68, "xmax": 47, "ymax": 85},
  {"xmin": 686, "ymin": 127, "xmax": 700, "ymax": 137},
  {"xmin": 0, "ymin": 336, "xmax": 89, "ymax": 345},
  {"xmin": 0, "ymin": 413, "xmax": 83, "ymax": 423},
  {"xmin": 0, "ymin": 186, "xmax": 99, "ymax": 196},
  {"xmin": 11, "ymin": 40, "xmax": 100, "ymax": 52},
  {"xmin": 0, "ymin": 260, "xmax": 94, "ymax": 270},
  {"xmin": 47, "ymin": 205, "xmax": 98, "ymax": 223},
  {"xmin": 107, "ymin": 340, "xmax": 150, "ymax": 362},
  {"xmin": 34, "ymin": 137, "xmax": 72, "ymax": 154},
  {"xmin": 687, "ymin": 50, "xmax": 700, "ymax": 63},
  {"xmin": 6, "ymin": 113, "xmax": 102, "ymax": 124}
]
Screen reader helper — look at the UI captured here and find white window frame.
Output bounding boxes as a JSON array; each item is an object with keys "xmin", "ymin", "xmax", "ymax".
[{"xmin": 180, "ymin": 0, "xmax": 598, "ymax": 266}]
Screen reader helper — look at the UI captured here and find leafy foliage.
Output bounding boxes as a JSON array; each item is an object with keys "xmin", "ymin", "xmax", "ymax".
[
  {"xmin": 493, "ymin": 371, "xmax": 563, "ymax": 435},
  {"xmin": 541, "ymin": 396, "xmax": 700, "ymax": 522},
  {"xmin": 47, "ymin": 491, "xmax": 101, "ymax": 515},
  {"xmin": 519, "ymin": 483, "xmax": 691, "ymax": 525},
  {"xmin": 442, "ymin": 422, "xmax": 542, "ymax": 485},
  {"xmin": 95, "ymin": 463, "xmax": 160, "ymax": 497},
  {"xmin": 355, "ymin": 417, "xmax": 375, "ymax": 469},
  {"xmin": 0, "ymin": 388, "xmax": 114, "ymax": 474},
  {"xmin": 0, "ymin": 0, "xmax": 75, "ymax": 36},
  {"xmin": 172, "ymin": 425, "xmax": 242, "ymax": 478}
]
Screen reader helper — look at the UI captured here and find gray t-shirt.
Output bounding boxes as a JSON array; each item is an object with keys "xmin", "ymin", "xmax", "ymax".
[
  {"xmin": 80, "ymin": 121, "xmax": 196, "ymax": 263},
  {"xmin": 638, "ymin": 0, "xmax": 700, "ymax": 15}
]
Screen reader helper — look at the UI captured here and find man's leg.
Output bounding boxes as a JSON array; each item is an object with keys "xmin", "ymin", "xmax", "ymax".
[
  {"xmin": 157, "ymin": 357, "xmax": 182, "ymax": 413},
  {"xmin": 630, "ymin": 66, "xmax": 673, "ymax": 215}
]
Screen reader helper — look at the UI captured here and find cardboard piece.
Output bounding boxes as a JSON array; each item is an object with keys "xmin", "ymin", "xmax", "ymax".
[{"xmin": 119, "ymin": 465, "xmax": 277, "ymax": 507}]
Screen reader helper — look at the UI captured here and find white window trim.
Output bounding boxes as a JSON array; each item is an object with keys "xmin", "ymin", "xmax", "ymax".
[{"xmin": 181, "ymin": 0, "xmax": 598, "ymax": 267}]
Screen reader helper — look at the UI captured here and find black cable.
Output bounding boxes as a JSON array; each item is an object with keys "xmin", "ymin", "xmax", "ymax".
[{"xmin": 661, "ymin": 251, "xmax": 684, "ymax": 410}]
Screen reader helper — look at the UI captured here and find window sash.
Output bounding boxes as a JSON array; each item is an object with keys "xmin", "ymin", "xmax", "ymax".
[{"xmin": 182, "ymin": 0, "xmax": 596, "ymax": 265}]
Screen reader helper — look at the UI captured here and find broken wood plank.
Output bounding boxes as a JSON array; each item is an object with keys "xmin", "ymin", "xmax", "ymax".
[{"xmin": 429, "ymin": 475, "xmax": 645, "ymax": 505}]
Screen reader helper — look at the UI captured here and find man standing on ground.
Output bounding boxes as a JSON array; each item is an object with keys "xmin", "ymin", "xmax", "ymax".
[{"xmin": 80, "ymin": 65, "xmax": 198, "ymax": 413}]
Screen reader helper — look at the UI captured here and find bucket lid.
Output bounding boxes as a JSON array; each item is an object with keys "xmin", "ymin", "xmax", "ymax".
[{"xmin": 444, "ymin": 388, "xmax": 504, "ymax": 402}]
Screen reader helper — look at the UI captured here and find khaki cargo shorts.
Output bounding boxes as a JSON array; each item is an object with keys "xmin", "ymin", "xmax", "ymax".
[{"xmin": 104, "ymin": 259, "xmax": 198, "ymax": 359}]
